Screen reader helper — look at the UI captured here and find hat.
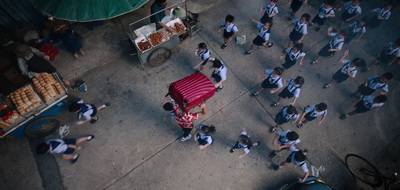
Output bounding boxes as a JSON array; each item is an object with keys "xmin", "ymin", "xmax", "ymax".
[
  {"xmin": 173, "ymin": 7, "xmax": 186, "ymax": 18},
  {"xmin": 14, "ymin": 44, "xmax": 32, "ymax": 58}
]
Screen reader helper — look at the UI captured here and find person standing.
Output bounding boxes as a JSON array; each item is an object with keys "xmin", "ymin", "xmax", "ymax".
[
  {"xmin": 218, "ymin": 15, "xmax": 239, "ymax": 49},
  {"xmin": 173, "ymin": 103, "xmax": 208, "ymax": 141},
  {"xmin": 210, "ymin": 59, "xmax": 227, "ymax": 92},
  {"xmin": 150, "ymin": 0, "xmax": 174, "ymax": 33},
  {"xmin": 280, "ymin": 43, "xmax": 306, "ymax": 70}
]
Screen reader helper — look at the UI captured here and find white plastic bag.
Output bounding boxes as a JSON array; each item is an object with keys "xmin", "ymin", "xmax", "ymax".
[
  {"xmin": 236, "ymin": 35, "xmax": 246, "ymax": 45},
  {"xmin": 59, "ymin": 125, "xmax": 70, "ymax": 138}
]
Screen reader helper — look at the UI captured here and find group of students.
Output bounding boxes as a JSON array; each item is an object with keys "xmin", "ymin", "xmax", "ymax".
[{"xmin": 160, "ymin": 0, "xmax": 397, "ymax": 182}]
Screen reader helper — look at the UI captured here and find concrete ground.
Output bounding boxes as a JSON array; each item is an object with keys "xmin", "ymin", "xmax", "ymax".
[{"xmin": 1, "ymin": 0, "xmax": 400, "ymax": 189}]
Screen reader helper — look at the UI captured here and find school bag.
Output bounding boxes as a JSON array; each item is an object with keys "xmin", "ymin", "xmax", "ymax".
[
  {"xmin": 236, "ymin": 35, "xmax": 246, "ymax": 45},
  {"xmin": 168, "ymin": 72, "xmax": 216, "ymax": 111}
]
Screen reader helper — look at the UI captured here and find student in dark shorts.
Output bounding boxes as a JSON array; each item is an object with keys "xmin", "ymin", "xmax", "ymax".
[
  {"xmin": 273, "ymin": 146, "xmax": 309, "ymax": 183},
  {"xmin": 210, "ymin": 59, "xmax": 227, "ymax": 92},
  {"xmin": 193, "ymin": 43, "xmax": 215, "ymax": 71},
  {"xmin": 271, "ymin": 105, "xmax": 299, "ymax": 133},
  {"xmin": 345, "ymin": 17, "xmax": 367, "ymax": 44},
  {"xmin": 368, "ymin": 3, "xmax": 393, "ymax": 29},
  {"xmin": 246, "ymin": 18, "xmax": 273, "ymax": 54},
  {"xmin": 297, "ymin": 103, "xmax": 328, "ymax": 128},
  {"xmin": 352, "ymin": 72, "xmax": 392, "ymax": 98},
  {"xmin": 310, "ymin": 27, "xmax": 347, "ymax": 65},
  {"xmin": 193, "ymin": 124, "xmax": 216, "ymax": 150},
  {"xmin": 217, "ymin": 15, "xmax": 239, "ymax": 49},
  {"xmin": 287, "ymin": 0, "xmax": 308, "ymax": 20},
  {"xmin": 36, "ymin": 135, "xmax": 95, "ymax": 164},
  {"xmin": 323, "ymin": 50, "xmax": 365, "ymax": 89},
  {"xmin": 69, "ymin": 100, "xmax": 110, "ymax": 125},
  {"xmin": 270, "ymin": 130, "xmax": 300, "ymax": 157},
  {"xmin": 340, "ymin": 95, "xmax": 387, "ymax": 120},
  {"xmin": 271, "ymin": 76, "xmax": 304, "ymax": 107},
  {"xmin": 286, "ymin": 13, "xmax": 310, "ymax": 48},
  {"xmin": 366, "ymin": 39, "xmax": 400, "ymax": 70},
  {"xmin": 337, "ymin": 0, "xmax": 362, "ymax": 29},
  {"xmin": 229, "ymin": 128, "xmax": 260, "ymax": 158},
  {"xmin": 259, "ymin": 0, "xmax": 279, "ymax": 24},
  {"xmin": 280, "ymin": 43, "xmax": 306, "ymax": 70},
  {"xmin": 252, "ymin": 67, "xmax": 284, "ymax": 96},
  {"xmin": 309, "ymin": 1, "xmax": 335, "ymax": 32}
]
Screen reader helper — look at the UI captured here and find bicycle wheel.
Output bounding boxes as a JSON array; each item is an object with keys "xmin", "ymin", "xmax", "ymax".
[
  {"xmin": 345, "ymin": 154, "xmax": 383, "ymax": 187},
  {"xmin": 24, "ymin": 117, "xmax": 59, "ymax": 139}
]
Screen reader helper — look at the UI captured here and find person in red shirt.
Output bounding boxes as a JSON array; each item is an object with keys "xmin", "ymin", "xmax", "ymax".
[{"xmin": 173, "ymin": 103, "xmax": 208, "ymax": 141}]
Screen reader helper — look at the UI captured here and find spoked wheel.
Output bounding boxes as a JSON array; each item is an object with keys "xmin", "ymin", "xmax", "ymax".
[
  {"xmin": 345, "ymin": 154, "xmax": 383, "ymax": 187},
  {"xmin": 147, "ymin": 47, "xmax": 172, "ymax": 67},
  {"xmin": 24, "ymin": 117, "xmax": 60, "ymax": 139}
]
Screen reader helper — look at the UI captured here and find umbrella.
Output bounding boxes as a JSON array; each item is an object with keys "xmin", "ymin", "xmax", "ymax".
[{"xmin": 33, "ymin": 0, "xmax": 149, "ymax": 22}]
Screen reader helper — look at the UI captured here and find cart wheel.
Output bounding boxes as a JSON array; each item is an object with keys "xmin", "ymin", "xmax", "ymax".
[
  {"xmin": 24, "ymin": 117, "xmax": 60, "ymax": 139},
  {"xmin": 147, "ymin": 47, "xmax": 172, "ymax": 67}
]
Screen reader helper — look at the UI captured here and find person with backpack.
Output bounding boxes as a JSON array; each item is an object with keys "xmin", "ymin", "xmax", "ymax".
[
  {"xmin": 230, "ymin": 128, "xmax": 260, "ymax": 158},
  {"xmin": 193, "ymin": 124, "xmax": 216, "ymax": 150}
]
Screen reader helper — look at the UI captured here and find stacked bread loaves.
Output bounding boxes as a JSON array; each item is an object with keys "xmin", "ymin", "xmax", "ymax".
[
  {"xmin": 32, "ymin": 73, "xmax": 64, "ymax": 102},
  {"xmin": 10, "ymin": 86, "xmax": 41, "ymax": 115}
]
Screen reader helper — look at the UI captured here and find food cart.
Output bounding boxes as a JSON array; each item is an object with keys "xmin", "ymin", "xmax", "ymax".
[
  {"xmin": 0, "ymin": 73, "xmax": 69, "ymax": 139},
  {"xmin": 123, "ymin": 0, "xmax": 201, "ymax": 68}
]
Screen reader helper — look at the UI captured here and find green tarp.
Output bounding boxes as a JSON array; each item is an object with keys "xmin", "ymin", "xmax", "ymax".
[{"xmin": 33, "ymin": 0, "xmax": 149, "ymax": 22}]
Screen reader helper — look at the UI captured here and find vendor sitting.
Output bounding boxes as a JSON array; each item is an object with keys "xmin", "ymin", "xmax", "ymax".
[
  {"xmin": 14, "ymin": 44, "xmax": 70, "ymax": 86},
  {"xmin": 150, "ymin": 0, "xmax": 174, "ymax": 33}
]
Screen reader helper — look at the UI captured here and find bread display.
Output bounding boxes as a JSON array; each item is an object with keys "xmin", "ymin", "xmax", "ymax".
[
  {"xmin": 10, "ymin": 85, "xmax": 41, "ymax": 115},
  {"xmin": 148, "ymin": 29, "xmax": 169, "ymax": 46},
  {"xmin": 1, "ymin": 111, "xmax": 22, "ymax": 127},
  {"xmin": 173, "ymin": 23, "xmax": 185, "ymax": 33},
  {"xmin": 137, "ymin": 40, "xmax": 152, "ymax": 52},
  {"xmin": 32, "ymin": 73, "xmax": 65, "ymax": 102}
]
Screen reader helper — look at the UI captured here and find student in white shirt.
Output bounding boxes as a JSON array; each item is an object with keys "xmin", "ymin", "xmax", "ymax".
[
  {"xmin": 259, "ymin": 0, "xmax": 279, "ymax": 24},
  {"xmin": 337, "ymin": 0, "xmax": 362, "ymax": 29},
  {"xmin": 345, "ymin": 18, "xmax": 366, "ymax": 44},
  {"xmin": 286, "ymin": 13, "xmax": 310, "ymax": 48},
  {"xmin": 352, "ymin": 72, "xmax": 393, "ymax": 98},
  {"xmin": 297, "ymin": 103, "xmax": 328, "ymax": 128},
  {"xmin": 246, "ymin": 17, "xmax": 273, "ymax": 54},
  {"xmin": 273, "ymin": 146, "xmax": 310, "ymax": 183},
  {"xmin": 193, "ymin": 124, "xmax": 216, "ymax": 150},
  {"xmin": 310, "ymin": 1, "xmax": 335, "ymax": 32},
  {"xmin": 367, "ymin": 39, "xmax": 400, "ymax": 70},
  {"xmin": 310, "ymin": 27, "xmax": 347, "ymax": 65},
  {"xmin": 270, "ymin": 130, "xmax": 300, "ymax": 157},
  {"xmin": 68, "ymin": 100, "xmax": 109, "ymax": 125},
  {"xmin": 193, "ymin": 43, "xmax": 214, "ymax": 71},
  {"xmin": 368, "ymin": 3, "xmax": 393, "ymax": 29},
  {"xmin": 252, "ymin": 67, "xmax": 284, "ymax": 97},
  {"xmin": 340, "ymin": 95, "xmax": 387, "ymax": 120},
  {"xmin": 271, "ymin": 76, "xmax": 304, "ymax": 107},
  {"xmin": 229, "ymin": 128, "xmax": 260, "ymax": 158},
  {"xmin": 271, "ymin": 105, "xmax": 299, "ymax": 133},
  {"xmin": 281, "ymin": 43, "xmax": 306, "ymax": 70},
  {"xmin": 210, "ymin": 59, "xmax": 227, "ymax": 92},
  {"xmin": 218, "ymin": 15, "xmax": 239, "ymax": 49},
  {"xmin": 323, "ymin": 50, "xmax": 365, "ymax": 89}
]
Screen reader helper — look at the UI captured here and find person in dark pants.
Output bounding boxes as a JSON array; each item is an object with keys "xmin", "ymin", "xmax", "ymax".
[
  {"xmin": 337, "ymin": 0, "xmax": 362, "ymax": 29},
  {"xmin": 368, "ymin": 3, "xmax": 393, "ymax": 29},
  {"xmin": 273, "ymin": 146, "xmax": 309, "ymax": 183},
  {"xmin": 252, "ymin": 67, "xmax": 284, "ymax": 97},
  {"xmin": 309, "ymin": 1, "xmax": 335, "ymax": 32},
  {"xmin": 345, "ymin": 17, "xmax": 367, "ymax": 44},
  {"xmin": 230, "ymin": 128, "xmax": 260, "ymax": 158},
  {"xmin": 210, "ymin": 59, "xmax": 227, "ymax": 92},
  {"xmin": 217, "ymin": 15, "xmax": 239, "ymax": 49},
  {"xmin": 271, "ymin": 76, "xmax": 304, "ymax": 107},
  {"xmin": 280, "ymin": 43, "xmax": 306, "ymax": 70},
  {"xmin": 351, "ymin": 72, "xmax": 393, "ymax": 98},
  {"xmin": 69, "ymin": 100, "xmax": 110, "ymax": 125},
  {"xmin": 297, "ymin": 103, "xmax": 327, "ymax": 128},
  {"xmin": 150, "ymin": 0, "xmax": 174, "ymax": 33},
  {"xmin": 270, "ymin": 130, "xmax": 300, "ymax": 157},
  {"xmin": 246, "ymin": 17, "xmax": 273, "ymax": 54},
  {"xmin": 173, "ymin": 103, "xmax": 208, "ymax": 141},
  {"xmin": 310, "ymin": 27, "xmax": 347, "ymax": 65},
  {"xmin": 366, "ymin": 39, "xmax": 400, "ymax": 70},
  {"xmin": 286, "ymin": 13, "xmax": 310, "ymax": 48},
  {"xmin": 193, "ymin": 124, "xmax": 216, "ymax": 150},
  {"xmin": 287, "ymin": 0, "xmax": 308, "ymax": 21},
  {"xmin": 340, "ymin": 95, "xmax": 387, "ymax": 120},
  {"xmin": 44, "ymin": 16, "xmax": 85, "ymax": 59},
  {"xmin": 259, "ymin": 0, "xmax": 279, "ymax": 24},
  {"xmin": 14, "ymin": 44, "xmax": 70, "ymax": 85},
  {"xmin": 271, "ymin": 106, "xmax": 299, "ymax": 133},
  {"xmin": 323, "ymin": 50, "xmax": 366, "ymax": 89},
  {"xmin": 36, "ymin": 135, "xmax": 95, "ymax": 164}
]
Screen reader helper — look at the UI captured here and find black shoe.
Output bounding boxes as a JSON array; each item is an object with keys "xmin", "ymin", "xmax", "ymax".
[
  {"xmin": 315, "ymin": 27, "xmax": 320, "ymax": 32},
  {"xmin": 310, "ymin": 60, "xmax": 317, "ymax": 65},
  {"xmin": 339, "ymin": 114, "xmax": 348, "ymax": 120},
  {"xmin": 245, "ymin": 50, "xmax": 252, "ymax": 54},
  {"xmin": 221, "ymin": 44, "xmax": 227, "ymax": 49},
  {"xmin": 90, "ymin": 118, "xmax": 98, "ymax": 124},
  {"xmin": 273, "ymin": 165, "xmax": 280, "ymax": 171},
  {"xmin": 230, "ymin": 148, "xmax": 236, "ymax": 153},
  {"xmin": 255, "ymin": 141, "xmax": 260, "ymax": 146},
  {"xmin": 267, "ymin": 43, "xmax": 274, "ymax": 48},
  {"xmin": 216, "ymin": 86, "xmax": 223, "ymax": 92},
  {"xmin": 269, "ymin": 151, "xmax": 277, "ymax": 158},
  {"xmin": 87, "ymin": 135, "xmax": 95, "ymax": 141},
  {"xmin": 270, "ymin": 127, "xmax": 277, "ymax": 133},
  {"xmin": 71, "ymin": 155, "xmax": 79, "ymax": 164},
  {"xmin": 271, "ymin": 102, "xmax": 279, "ymax": 107},
  {"xmin": 105, "ymin": 102, "xmax": 110, "ymax": 107},
  {"xmin": 297, "ymin": 123, "xmax": 303, "ymax": 128}
]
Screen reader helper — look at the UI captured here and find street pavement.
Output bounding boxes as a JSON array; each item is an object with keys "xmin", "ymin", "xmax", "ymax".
[{"xmin": 1, "ymin": 0, "xmax": 400, "ymax": 189}]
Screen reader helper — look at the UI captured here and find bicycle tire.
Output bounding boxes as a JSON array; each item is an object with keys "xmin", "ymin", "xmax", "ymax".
[
  {"xmin": 345, "ymin": 154, "xmax": 383, "ymax": 187},
  {"xmin": 24, "ymin": 117, "xmax": 59, "ymax": 139}
]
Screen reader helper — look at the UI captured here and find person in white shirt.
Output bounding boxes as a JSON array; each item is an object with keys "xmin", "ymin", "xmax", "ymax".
[
  {"xmin": 271, "ymin": 76, "xmax": 304, "ymax": 107},
  {"xmin": 270, "ymin": 130, "xmax": 300, "ymax": 157},
  {"xmin": 252, "ymin": 67, "xmax": 284, "ymax": 97},
  {"xmin": 218, "ymin": 15, "xmax": 239, "ymax": 49},
  {"xmin": 286, "ymin": 13, "xmax": 310, "ymax": 48},
  {"xmin": 323, "ymin": 50, "xmax": 365, "ymax": 89},
  {"xmin": 367, "ymin": 39, "xmax": 400, "ymax": 70},
  {"xmin": 36, "ymin": 135, "xmax": 94, "ymax": 164},
  {"xmin": 310, "ymin": 27, "xmax": 347, "ymax": 65},
  {"xmin": 273, "ymin": 146, "xmax": 309, "ymax": 183},
  {"xmin": 281, "ymin": 43, "xmax": 306, "ymax": 70},
  {"xmin": 193, "ymin": 43, "xmax": 215, "ymax": 71},
  {"xmin": 210, "ymin": 59, "xmax": 227, "ymax": 92},
  {"xmin": 271, "ymin": 105, "xmax": 299, "ymax": 133},
  {"xmin": 193, "ymin": 124, "xmax": 216, "ymax": 150},
  {"xmin": 68, "ymin": 100, "xmax": 109, "ymax": 125},
  {"xmin": 345, "ymin": 18, "xmax": 366, "ymax": 44},
  {"xmin": 340, "ymin": 95, "xmax": 387, "ymax": 120},
  {"xmin": 229, "ymin": 128, "xmax": 260, "ymax": 158},
  {"xmin": 259, "ymin": 0, "xmax": 279, "ymax": 24},
  {"xmin": 246, "ymin": 17, "xmax": 273, "ymax": 54},
  {"xmin": 368, "ymin": 3, "xmax": 393, "ymax": 29},
  {"xmin": 297, "ymin": 103, "xmax": 328, "ymax": 128},
  {"xmin": 310, "ymin": 1, "xmax": 335, "ymax": 32},
  {"xmin": 337, "ymin": 0, "xmax": 362, "ymax": 29}
]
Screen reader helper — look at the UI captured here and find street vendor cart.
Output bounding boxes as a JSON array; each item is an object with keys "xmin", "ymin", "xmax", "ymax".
[
  {"xmin": 123, "ymin": 0, "xmax": 201, "ymax": 68},
  {"xmin": 0, "ymin": 73, "xmax": 69, "ymax": 139}
]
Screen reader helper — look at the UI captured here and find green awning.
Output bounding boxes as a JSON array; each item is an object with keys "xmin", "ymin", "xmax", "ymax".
[{"xmin": 33, "ymin": 0, "xmax": 149, "ymax": 22}]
